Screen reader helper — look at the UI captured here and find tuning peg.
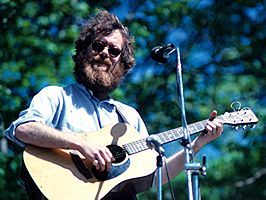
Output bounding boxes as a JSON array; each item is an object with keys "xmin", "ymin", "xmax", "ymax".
[
  {"xmin": 234, "ymin": 126, "xmax": 239, "ymax": 131},
  {"xmin": 242, "ymin": 125, "xmax": 247, "ymax": 130},
  {"xmin": 249, "ymin": 124, "xmax": 256, "ymax": 130},
  {"xmin": 231, "ymin": 101, "xmax": 241, "ymax": 111}
]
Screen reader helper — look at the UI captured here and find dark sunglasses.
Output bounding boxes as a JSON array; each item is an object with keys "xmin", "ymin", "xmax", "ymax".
[{"xmin": 91, "ymin": 40, "xmax": 122, "ymax": 58}]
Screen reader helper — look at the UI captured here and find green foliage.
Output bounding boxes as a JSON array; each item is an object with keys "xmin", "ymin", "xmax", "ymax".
[
  {"xmin": 1, "ymin": 0, "xmax": 266, "ymax": 199},
  {"xmin": 0, "ymin": 152, "xmax": 26, "ymax": 199}
]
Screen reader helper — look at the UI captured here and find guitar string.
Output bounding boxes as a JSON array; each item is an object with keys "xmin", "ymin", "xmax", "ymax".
[
  {"xmin": 107, "ymin": 121, "xmax": 208, "ymax": 157},
  {"xmin": 93, "ymin": 120, "xmax": 221, "ymax": 161},
  {"xmin": 93, "ymin": 115, "xmax": 255, "ymax": 162}
]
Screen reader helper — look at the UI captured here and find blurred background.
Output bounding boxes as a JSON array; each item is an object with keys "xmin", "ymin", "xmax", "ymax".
[{"xmin": 0, "ymin": 0, "xmax": 265, "ymax": 199}]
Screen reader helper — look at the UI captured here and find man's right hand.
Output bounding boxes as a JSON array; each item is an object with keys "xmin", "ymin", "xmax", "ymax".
[
  {"xmin": 78, "ymin": 141, "xmax": 115, "ymax": 172},
  {"xmin": 15, "ymin": 122, "xmax": 115, "ymax": 172}
]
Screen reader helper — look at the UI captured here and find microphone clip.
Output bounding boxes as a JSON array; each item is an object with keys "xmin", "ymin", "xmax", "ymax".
[
  {"xmin": 151, "ymin": 43, "xmax": 176, "ymax": 64},
  {"xmin": 146, "ymin": 135, "xmax": 165, "ymax": 155}
]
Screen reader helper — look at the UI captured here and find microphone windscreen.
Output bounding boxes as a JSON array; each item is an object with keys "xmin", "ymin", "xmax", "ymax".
[{"xmin": 150, "ymin": 46, "xmax": 168, "ymax": 64}]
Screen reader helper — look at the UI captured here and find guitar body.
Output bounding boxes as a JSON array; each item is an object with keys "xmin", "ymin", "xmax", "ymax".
[{"xmin": 23, "ymin": 123, "xmax": 157, "ymax": 200}]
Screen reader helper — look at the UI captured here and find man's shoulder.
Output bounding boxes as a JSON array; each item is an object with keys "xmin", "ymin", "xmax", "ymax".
[
  {"xmin": 31, "ymin": 85, "xmax": 77, "ymax": 103},
  {"xmin": 113, "ymin": 100, "xmax": 139, "ymax": 115},
  {"xmin": 38, "ymin": 84, "xmax": 77, "ymax": 95},
  {"xmin": 39, "ymin": 85, "xmax": 64, "ymax": 91}
]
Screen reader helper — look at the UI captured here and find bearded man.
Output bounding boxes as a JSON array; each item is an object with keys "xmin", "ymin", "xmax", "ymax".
[{"xmin": 5, "ymin": 11, "xmax": 223, "ymax": 200}]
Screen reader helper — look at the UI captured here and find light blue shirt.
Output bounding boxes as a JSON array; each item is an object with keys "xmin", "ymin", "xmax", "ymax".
[{"xmin": 4, "ymin": 83, "xmax": 148, "ymax": 147}]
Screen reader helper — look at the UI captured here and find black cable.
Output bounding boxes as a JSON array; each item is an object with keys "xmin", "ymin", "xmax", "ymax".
[{"xmin": 163, "ymin": 156, "xmax": 176, "ymax": 200}]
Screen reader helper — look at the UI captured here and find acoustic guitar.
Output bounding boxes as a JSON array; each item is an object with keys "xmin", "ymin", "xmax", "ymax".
[{"xmin": 23, "ymin": 108, "xmax": 258, "ymax": 200}]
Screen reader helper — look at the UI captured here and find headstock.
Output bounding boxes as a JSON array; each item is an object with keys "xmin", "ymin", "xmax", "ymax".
[{"xmin": 221, "ymin": 108, "xmax": 259, "ymax": 127}]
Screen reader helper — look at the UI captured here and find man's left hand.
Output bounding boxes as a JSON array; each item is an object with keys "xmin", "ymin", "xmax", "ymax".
[{"xmin": 196, "ymin": 110, "xmax": 224, "ymax": 147}]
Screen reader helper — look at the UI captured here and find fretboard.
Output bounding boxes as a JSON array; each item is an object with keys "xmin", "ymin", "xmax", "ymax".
[{"xmin": 123, "ymin": 116, "xmax": 223, "ymax": 155}]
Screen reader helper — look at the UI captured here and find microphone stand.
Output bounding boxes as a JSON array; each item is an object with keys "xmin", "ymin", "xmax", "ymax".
[
  {"xmin": 156, "ymin": 147, "xmax": 165, "ymax": 200},
  {"xmin": 151, "ymin": 43, "xmax": 206, "ymax": 200},
  {"xmin": 175, "ymin": 48, "xmax": 203, "ymax": 200},
  {"xmin": 146, "ymin": 135, "xmax": 165, "ymax": 200}
]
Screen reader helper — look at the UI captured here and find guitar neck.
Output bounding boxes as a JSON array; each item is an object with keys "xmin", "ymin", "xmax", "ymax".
[
  {"xmin": 157, "ymin": 118, "xmax": 212, "ymax": 145},
  {"xmin": 123, "ymin": 116, "xmax": 225, "ymax": 155}
]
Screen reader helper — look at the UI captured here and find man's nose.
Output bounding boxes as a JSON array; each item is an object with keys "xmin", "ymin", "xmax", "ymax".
[{"xmin": 99, "ymin": 47, "xmax": 109, "ymax": 59}]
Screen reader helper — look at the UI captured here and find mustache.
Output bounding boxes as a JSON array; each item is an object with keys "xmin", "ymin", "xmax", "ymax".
[
  {"xmin": 85, "ymin": 54, "xmax": 112, "ymax": 67},
  {"xmin": 94, "ymin": 59, "xmax": 112, "ymax": 67}
]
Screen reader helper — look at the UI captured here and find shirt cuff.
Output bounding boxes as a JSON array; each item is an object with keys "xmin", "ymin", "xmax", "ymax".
[{"xmin": 4, "ymin": 116, "xmax": 45, "ymax": 148}]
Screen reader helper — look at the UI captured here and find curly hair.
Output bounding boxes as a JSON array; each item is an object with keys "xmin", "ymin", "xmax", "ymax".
[{"xmin": 72, "ymin": 10, "xmax": 135, "ymax": 78}]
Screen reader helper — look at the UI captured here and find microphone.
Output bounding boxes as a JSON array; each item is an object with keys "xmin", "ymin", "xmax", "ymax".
[
  {"xmin": 146, "ymin": 135, "xmax": 165, "ymax": 154},
  {"xmin": 150, "ymin": 43, "xmax": 176, "ymax": 64}
]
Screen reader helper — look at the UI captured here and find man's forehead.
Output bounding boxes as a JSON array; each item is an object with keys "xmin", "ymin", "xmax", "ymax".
[{"xmin": 98, "ymin": 29, "xmax": 124, "ymax": 47}]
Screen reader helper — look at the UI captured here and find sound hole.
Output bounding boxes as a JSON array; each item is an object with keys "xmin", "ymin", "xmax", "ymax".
[
  {"xmin": 107, "ymin": 144, "xmax": 126, "ymax": 163},
  {"xmin": 91, "ymin": 145, "xmax": 130, "ymax": 181}
]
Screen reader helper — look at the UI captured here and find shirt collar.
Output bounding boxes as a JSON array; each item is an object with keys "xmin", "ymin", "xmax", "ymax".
[{"xmin": 76, "ymin": 83, "xmax": 115, "ymax": 105}]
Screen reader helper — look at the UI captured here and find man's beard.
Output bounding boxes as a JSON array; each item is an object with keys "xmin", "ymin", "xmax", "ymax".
[{"xmin": 74, "ymin": 55, "xmax": 126, "ymax": 94}]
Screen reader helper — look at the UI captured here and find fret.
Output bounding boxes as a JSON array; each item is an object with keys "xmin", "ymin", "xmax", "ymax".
[
  {"xmin": 129, "ymin": 145, "xmax": 136, "ymax": 154},
  {"xmin": 130, "ymin": 142, "xmax": 138, "ymax": 153},
  {"xmin": 194, "ymin": 121, "xmax": 206, "ymax": 131},
  {"xmin": 133, "ymin": 141, "xmax": 139, "ymax": 152},
  {"xmin": 167, "ymin": 130, "xmax": 176, "ymax": 140},
  {"xmin": 123, "ymin": 139, "xmax": 149, "ymax": 155},
  {"xmin": 140, "ymin": 139, "xmax": 149, "ymax": 150},
  {"xmin": 133, "ymin": 141, "xmax": 141, "ymax": 152},
  {"xmin": 172, "ymin": 128, "xmax": 183, "ymax": 139},
  {"xmin": 158, "ymin": 134, "xmax": 165, "ymax": 143},
  {"xmin": 162, "ymin": 131, "xmax": 170, "ymax": 141},
  {"xmin": 129, "ymin": 143, "xmax": 137, "ymax": 154},
  {"xmin": 179, "ymin": 127, "xmax": 189, "ymax": 135},
  {"xmin": 157, "ymin": 128, "xmax": 184, "ymax": 145},
  {"xmin": 133, "ymin": 141, "xmax": 140, "ymax": 152},
  {"xmin": 136, "ymin": 140, "xmax": 144, "ymax": 151},
  {"xmin": 123, "ymin": 144, "xmax": 134, "ymax": 155},
  {"xmin": 188, "ymin": 123, "xmax": 198, "ymax": 133}
]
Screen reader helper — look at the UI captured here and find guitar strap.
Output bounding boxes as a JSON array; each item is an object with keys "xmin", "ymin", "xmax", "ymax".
[
  {"xmin": 116, "ymin": 108, "xmax": 126, "ymax": 123},
  {"xmin": 115, "ymin": 104, "xmax": 132, "ymax": 125}
]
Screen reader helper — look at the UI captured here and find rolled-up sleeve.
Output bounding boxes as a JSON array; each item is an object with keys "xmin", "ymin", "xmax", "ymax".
[{"xmin": 4, "ymin": 86, "xmax": 62, "ymax": 147}]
